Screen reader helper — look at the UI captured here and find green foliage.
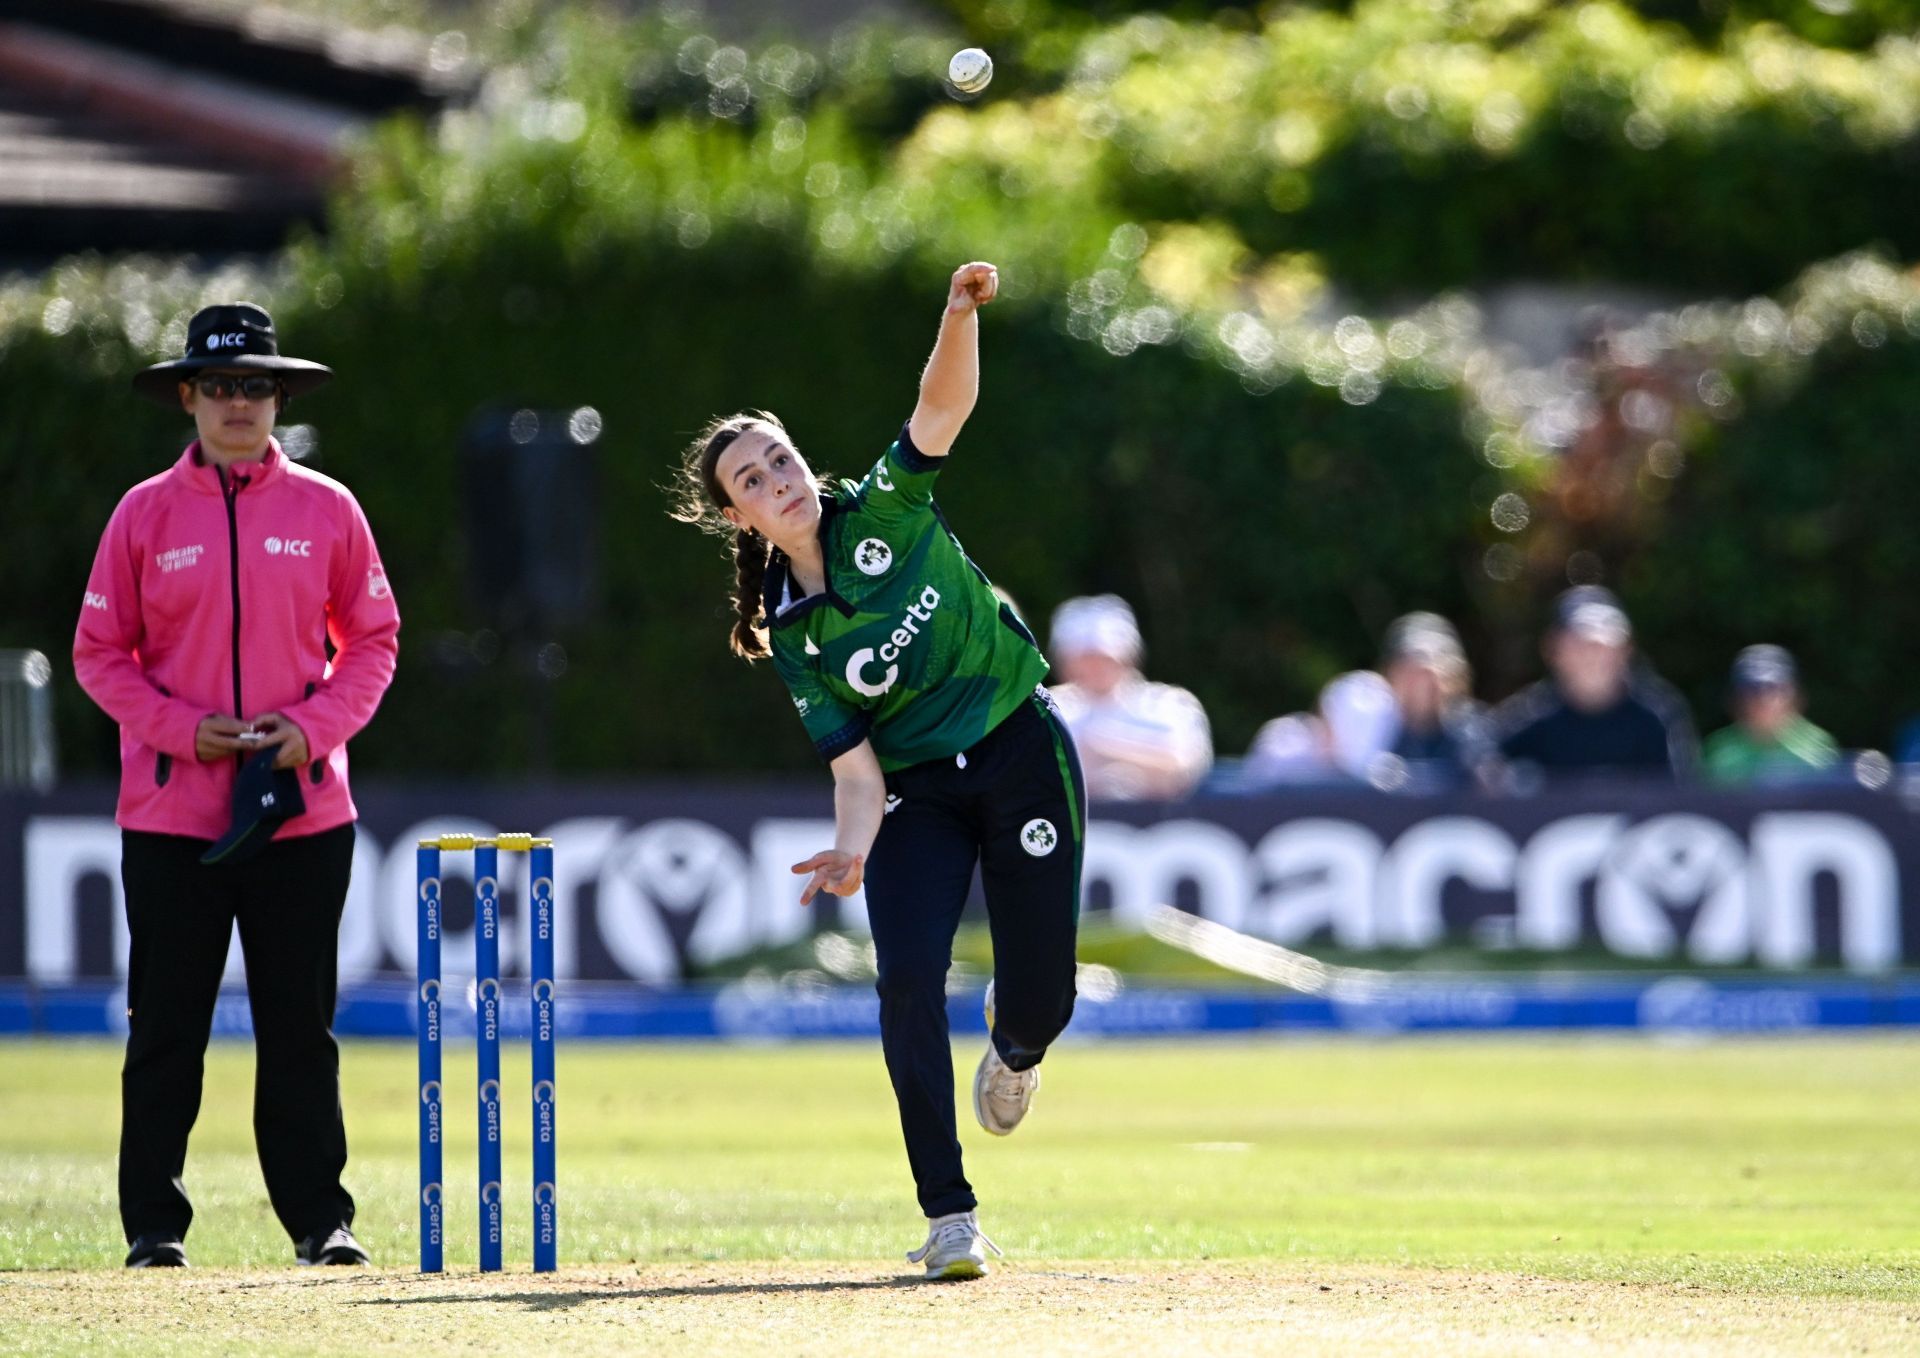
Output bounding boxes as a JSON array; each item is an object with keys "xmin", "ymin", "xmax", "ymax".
[
  {"xmin": 0, "ymin": 260, "xmax": 287, "ymax": 773},
  {"xmin": 1618, "ymin": 257, "xmax": 1920, "ymax": 744},
  {"xmin": 452, "ymin": 4, "xmax": 1920, "ymax": 300},
  {"xmin": 934, "ymin": 0, "xmax": 1920, "ymax": 53},
  {"xmin": 953, "ymin": 2, "xmax": 1920, "ymax": 296},
  {"xmin": 318, "ymin": 111, "xmax": 1483, "ymax": 770},
  {"xmin": 1636, "ymin": 0, "xmax": 1920, "ymax": 49},
  {"xmin": 10, "ymin": 3, "xmax": 1920, "ymax": 778},
  {"xmin": 621, "ymin": 19, "xmax": 972, "ymax": 144},
  {"xmin": 1, "ymin": 92, "xmax": 1486, "ymax": 777}
]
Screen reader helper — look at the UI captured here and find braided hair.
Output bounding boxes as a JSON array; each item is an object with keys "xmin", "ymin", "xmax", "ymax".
[{"xmin": 728, "ymin": 522, "xmax": 770, "ymax": 659}]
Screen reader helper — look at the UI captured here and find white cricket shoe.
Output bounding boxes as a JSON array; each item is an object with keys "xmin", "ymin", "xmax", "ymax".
[
  {"xmin": 974, "ymin": 981, "xmax": 1040, "ymax": 1136},
  {"xmin": 907, "ymin": 1210, "xmax": 1002, "ymax": 1280}
]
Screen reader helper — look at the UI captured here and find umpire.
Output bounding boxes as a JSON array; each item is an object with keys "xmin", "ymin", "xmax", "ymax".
[{"xmin": 73, "ymin": 304, "xmax": 400, "ymax": 1268}]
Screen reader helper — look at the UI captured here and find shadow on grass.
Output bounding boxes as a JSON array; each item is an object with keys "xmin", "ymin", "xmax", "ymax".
[{"xmin": 350, "ymin": 1276, "xmax": 933, "ymax": 1310}]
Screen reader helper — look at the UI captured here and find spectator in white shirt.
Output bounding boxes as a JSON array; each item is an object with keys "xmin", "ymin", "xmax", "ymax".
[
  {"xmin": 1047, "ymin": 594, "xmax": 1212, "ymax": 801},
  {"xmin": 1242, "ymin": 670, "xmax": 1397, "ymax": 788}
]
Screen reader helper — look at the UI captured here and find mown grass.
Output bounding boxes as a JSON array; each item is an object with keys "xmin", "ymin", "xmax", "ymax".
[{"xmin": 1, "ymin": 1035, "xmax": 1915, "ymax": 1354}]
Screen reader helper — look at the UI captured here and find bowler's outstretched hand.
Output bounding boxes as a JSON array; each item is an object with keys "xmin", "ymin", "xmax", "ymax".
[{"xmin": 792, "ymin": 850, "xmax": 866, "ymax": 906}]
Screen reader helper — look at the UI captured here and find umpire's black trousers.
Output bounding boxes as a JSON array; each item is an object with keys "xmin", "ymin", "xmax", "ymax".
[
  {"xmin": 119, "ymin": 825, "xmax": 357, "ymax": 1247},
  {"xmin": 864, "ymin": 688, "xmax": 1085, "ymax": 1220}
]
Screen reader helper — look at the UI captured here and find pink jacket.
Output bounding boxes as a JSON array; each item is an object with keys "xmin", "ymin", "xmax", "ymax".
[{"xmin": 74, "ymin": 439, "xmax": 400, "ymax": 841}]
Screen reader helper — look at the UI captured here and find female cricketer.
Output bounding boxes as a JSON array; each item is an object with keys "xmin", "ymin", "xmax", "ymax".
[{"xmin": 670, "ymin": 261, "xmax": 1083, "ymax": 1279}]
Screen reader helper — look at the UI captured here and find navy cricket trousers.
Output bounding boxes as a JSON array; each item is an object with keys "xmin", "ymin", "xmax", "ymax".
[{"xmin": 863, "ymin": 687, "xmax": 1085, "ymax": 1219}]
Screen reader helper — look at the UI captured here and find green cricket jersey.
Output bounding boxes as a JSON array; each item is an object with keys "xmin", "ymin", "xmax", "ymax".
[
  {"xmin": 765, "ymin": 423, "xmax": 1049, "ymax": 771},
  {"xmin": 1701, "ymin": 715, "xmax": 1839, "ymax": 785}
]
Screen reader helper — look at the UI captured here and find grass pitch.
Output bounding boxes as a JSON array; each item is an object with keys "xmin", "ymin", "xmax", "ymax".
[{"xmin": 2, "ymin": 1034, "xmax": 1916, "ymax": 1355}]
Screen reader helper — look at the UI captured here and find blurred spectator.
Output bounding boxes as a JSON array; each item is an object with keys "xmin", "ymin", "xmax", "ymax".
[
  {"xmin": 1240, "ymin": 710, "xmax": 1331, "ymax": 786},
  {"xmin": 1702, "ymin": 645, "xmax": 1838, "ymax": 785},
  {"xmin": 1242, "ymin": 672, "xmax": 1392, "ymax": 787},
  {"xmin": 1321, "ymin": 670, "xmax": 1398, "ymax": 778},
  {"xmin": 1377, "ymin": 613, "xmax": 1496, "ymax": 790},
  {"xmin": 1239, "ymin": 617, "xmax": 1493, "ymax": 793},
  {"xmin": 1048, "ymin": 594, "xmax": 1211, "ymax": 800},
  {"xmin": 1244, "ymin": 676, "xmax": 1397, "ymax": 791},
  {"xmin": 1495, "ymin": 586, "xmax": 1695, "ymax": 783}
]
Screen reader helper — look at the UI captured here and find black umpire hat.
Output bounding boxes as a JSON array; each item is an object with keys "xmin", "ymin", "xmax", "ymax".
[
  {"xmin": 200, "ymin": 748, "xmax": 306, "ymax": 866},
  {"xmin": 132, "ymin": 303, "xmax": 332, "ymax": 407}
]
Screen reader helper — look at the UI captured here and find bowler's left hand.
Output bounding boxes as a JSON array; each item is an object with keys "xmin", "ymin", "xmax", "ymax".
[
  {"xmin": 791, "ymin": 850, "xmax": 865, "ymax": 906},
  {"xmin": 248, "ymin": 712, "xmax": 311, "ymax": 770}
]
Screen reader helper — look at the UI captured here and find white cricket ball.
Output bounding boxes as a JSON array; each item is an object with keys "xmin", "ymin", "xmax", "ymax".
[{"xmin": 947, "ymin": 47, "xmax": 993, "ymax": 96}]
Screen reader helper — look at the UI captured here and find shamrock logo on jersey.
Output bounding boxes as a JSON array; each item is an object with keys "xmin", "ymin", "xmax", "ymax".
[
  {"xmin": 855, "ymin": 537, "xmax": 893, "ymax": 576},
  {"xmin": 1020, "ymin": 819, "xmax": 1058, "ymax": 857}
]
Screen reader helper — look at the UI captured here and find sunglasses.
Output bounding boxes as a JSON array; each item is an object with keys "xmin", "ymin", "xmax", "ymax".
[{"xmin": 193, "ymin": 373, "xmax": 282, "ymax": 401}]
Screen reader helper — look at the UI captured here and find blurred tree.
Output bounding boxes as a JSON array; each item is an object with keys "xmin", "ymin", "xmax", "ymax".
[{"xmin": 10, "ymin": 3, "xmax": 1920, "ymax": 777}]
